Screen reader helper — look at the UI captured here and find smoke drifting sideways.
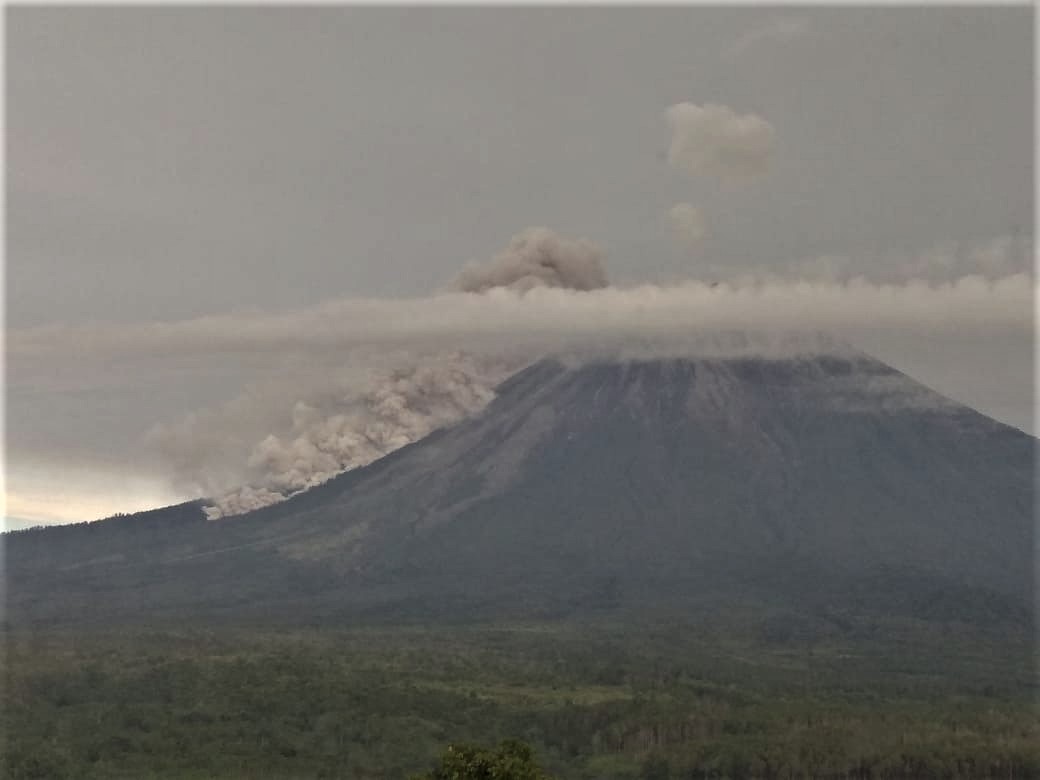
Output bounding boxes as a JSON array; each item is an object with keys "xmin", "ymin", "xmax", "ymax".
[{"xmin": 10, "ymin": 229, "xmax": 1034, "ymax": 518}]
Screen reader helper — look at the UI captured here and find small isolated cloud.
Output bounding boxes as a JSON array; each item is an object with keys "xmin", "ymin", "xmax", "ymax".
[
  {"xmin": 668, "ymin": 202, "xmax": 708, "ymax": 249},
  {"xmin": 665, "ymin": 102, "xmax": 775, "ymax": 180},
  {"xmin": 728, "ymin": 17, "xmax": 811, "ymax": 58}
]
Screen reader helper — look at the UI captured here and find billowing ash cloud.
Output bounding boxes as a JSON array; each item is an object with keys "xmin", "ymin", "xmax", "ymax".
[
  {"xmin": 11, "ymin": 226, "xmax": 1033, "ymax": 518},
  {"xmin": 147, "ymin": 352, "xmax": 524, "ymax": 517},
  {"xmin": 455, "ymin": 227, "xmax": 608, "ymax": 292},
  {"xmin": 665, "ymin": 102, "xmax": 775, "ymax": 179},
  {"xmin": 158, "ymin": 226, "xmax": 608, "ymax": 516},
  {"xmin": 668, "ymin": 202, "xmax": 708, "ymax": 248}
]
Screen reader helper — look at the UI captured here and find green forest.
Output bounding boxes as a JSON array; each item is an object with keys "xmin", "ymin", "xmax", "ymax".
[{"xmin": 4, "ymin": 613, "xmax": 1038, "ymax": 779}]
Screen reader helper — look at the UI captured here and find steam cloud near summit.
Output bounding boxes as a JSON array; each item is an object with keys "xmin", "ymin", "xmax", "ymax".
[
  {"xmin": 455, "ymin": 228, "xmax": 608, "ymax": 293},
  {"xmin": 8, "ymin": 83, "xmax": 1032, "ymax": 520},
  {"xmin": 9, "ymin": 226, "xmax": 1033, "ymax": 518}
]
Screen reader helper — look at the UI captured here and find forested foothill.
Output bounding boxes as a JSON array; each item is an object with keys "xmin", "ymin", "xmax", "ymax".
[{"xmin": 4, "ymin": 609, "xmax": 1037, "ymax": 779}]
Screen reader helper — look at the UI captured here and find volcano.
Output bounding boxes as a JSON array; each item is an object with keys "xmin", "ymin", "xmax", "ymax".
[{"xmin": 5, "ymin": 350, "xmax": 1034, "ymax": 627}]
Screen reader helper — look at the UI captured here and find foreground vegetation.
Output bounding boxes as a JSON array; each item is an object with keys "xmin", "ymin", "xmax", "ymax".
[
  {"xmin": 4, "ymin": 614, "xmax": 1038, "ymax": 779},
  {"xmin": 413, "ymin": 740, "xmax": 551, "ymax": 780}
]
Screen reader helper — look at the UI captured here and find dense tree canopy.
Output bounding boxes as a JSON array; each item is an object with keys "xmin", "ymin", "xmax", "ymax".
[
  {"xmin": 4, "ymin": 621, "xmax": 1037, "ymax": 779},
  {"xmin": 413, "ymin": 740, "xmax": 549, "ymax": 780}
]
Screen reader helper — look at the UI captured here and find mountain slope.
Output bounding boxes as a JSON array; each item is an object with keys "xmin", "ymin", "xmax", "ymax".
[{"xmin": 5, "ymin": 352, "xmax": 1034, "ymax": 626}]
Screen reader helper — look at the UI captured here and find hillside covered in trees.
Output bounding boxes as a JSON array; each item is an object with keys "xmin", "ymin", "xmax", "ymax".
[{"xmin": 5, "ymin": 613, "xmax": 1037, "ymax": 779}]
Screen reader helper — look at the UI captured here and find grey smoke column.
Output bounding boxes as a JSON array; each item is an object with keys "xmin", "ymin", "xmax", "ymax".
[
  {"xmin": 154, "ymin": 226, "xmax": 614, "ymax": 518},
  {"xmin": 455, "ymin": 227, "xmax": 609, "ymax": 293},
  {"xmin": 199, "ymin": 353, "xmax": 522, "ymax": 517}
]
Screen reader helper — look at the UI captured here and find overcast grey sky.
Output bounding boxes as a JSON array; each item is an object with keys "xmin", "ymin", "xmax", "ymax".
[{"xmin": 5, "ymin": 6, "xmax": 1035, "ymax": 527}]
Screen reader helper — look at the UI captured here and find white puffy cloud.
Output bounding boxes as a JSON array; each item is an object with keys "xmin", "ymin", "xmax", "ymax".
[{"xmin": 665, "ymin": 102, "xmax": 775, "ymax": 179}]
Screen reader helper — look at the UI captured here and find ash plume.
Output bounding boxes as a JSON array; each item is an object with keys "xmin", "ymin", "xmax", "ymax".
[
  {"xmin": 149, "ymin": 226, "xmax": 610, "ymax": 517},
  {"xmin": 12, "ymin": 227, "xmax": 1031, "ymax": 520},
  {"xmin": 148, "ymin": 352, "xmax": 525, "ymax": 518},
  {"xmin": 455, "ymin": 227, "xmax": 608, "ymax": 293}
]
